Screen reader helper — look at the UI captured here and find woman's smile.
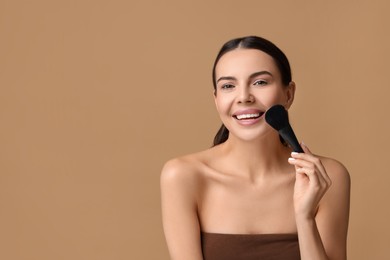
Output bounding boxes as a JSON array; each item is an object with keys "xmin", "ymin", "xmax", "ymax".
[{"xmin": 232, "ymin": 108, "xmax": 265, "ymax": 126}]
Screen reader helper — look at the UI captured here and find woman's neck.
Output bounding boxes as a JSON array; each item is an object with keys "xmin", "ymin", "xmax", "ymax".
[{"xmin": 218, "ymin": 134, "xmax": 292, "ymax": 181}]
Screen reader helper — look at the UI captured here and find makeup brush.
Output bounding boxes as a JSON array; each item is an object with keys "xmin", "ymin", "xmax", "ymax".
[{"xmin": 265, "ymin": 104, "xmax": 304, "ymax": 153}]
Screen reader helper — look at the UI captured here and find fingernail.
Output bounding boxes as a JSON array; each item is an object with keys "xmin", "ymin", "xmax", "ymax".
[
  {"xmin": 291, "ymin": 152, "xmax": 299, "ymax": 156},
  {"xmin": 288, "ymin": 157, "xmax": 295, "ymax": 161}
]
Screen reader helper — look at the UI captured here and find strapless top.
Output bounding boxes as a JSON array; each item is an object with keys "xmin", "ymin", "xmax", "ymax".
[{"xmin": 201, "ymin": 232, "xmax": 300, "ymax": 260}]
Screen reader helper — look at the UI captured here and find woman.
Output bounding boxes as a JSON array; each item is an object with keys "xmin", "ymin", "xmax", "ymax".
[{"xmin": 161, "ymin": 36, "xmax": 350, "ymax": 260}]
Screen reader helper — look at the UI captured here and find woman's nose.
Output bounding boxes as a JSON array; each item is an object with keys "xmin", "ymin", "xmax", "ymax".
[{"xmin": 237, "ymin": 88, "xmax": 255, "ymax": 103}]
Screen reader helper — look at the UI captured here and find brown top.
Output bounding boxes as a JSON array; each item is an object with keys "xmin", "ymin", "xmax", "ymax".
[{"xmin": 201, "ymin": 232, "xmax": 300, "ymax": 260}]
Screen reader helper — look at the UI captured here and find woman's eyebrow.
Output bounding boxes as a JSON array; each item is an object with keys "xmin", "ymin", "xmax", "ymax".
[
  {"xmin": 217, "ymin": 71, "xmax": 273, "ymax": 83},
  {"xmin": 216, "ymin": 76, "xmax": 236, "ymax": 83},
  {"xmin": 249, "ymin": 71, "xmax": 273, "ymax": 79}
]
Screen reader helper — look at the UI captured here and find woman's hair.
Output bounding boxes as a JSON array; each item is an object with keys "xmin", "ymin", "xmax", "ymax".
[{"xmin": 212, "ymin": 36, "xmax": 292, "ymax": 146}]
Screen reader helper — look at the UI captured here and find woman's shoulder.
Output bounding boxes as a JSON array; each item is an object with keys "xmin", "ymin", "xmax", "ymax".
[
  {"xmin": 319, "ymin": 156, "xmax": 350, "ymax": 182},
  {"xmin": 160, "ymin": 149, "xmax": 213, "ymax": 189},
  {"xmin": 317, "ymin": 155, "xmax": 351, "ymax": 197}
]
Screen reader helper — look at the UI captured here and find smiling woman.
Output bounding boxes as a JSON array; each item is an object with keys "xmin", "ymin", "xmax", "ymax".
[
  {"xmin": 160, "ymin": 36, "xmax": 350, "ymax": 260},
  {"xmin": 212, "ymin": 36, "xmax": 293, "ymax": 146},
  {"xmin": 213, "ymin": 47, "xmax": 295, "ymax": 144}
]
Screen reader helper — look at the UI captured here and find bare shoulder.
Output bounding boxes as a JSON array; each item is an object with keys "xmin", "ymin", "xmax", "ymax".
[
  {"xmin": 319, "ymin": 156, "xmax": 351, "ymax": 184},
  {"xmin": 160, "ymin": 152, "xmax": 207, "ymax": 195}
]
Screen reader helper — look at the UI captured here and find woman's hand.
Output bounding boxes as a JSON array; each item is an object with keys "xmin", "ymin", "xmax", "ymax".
[{"xmin": 288, "ymin": 143, "xmax": 332, "ymax": 220}]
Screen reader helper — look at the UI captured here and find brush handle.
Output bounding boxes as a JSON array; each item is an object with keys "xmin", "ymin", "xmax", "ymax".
[{"xmin": 278, "ymin": 125, "xmax": 304, "ymax": 153}]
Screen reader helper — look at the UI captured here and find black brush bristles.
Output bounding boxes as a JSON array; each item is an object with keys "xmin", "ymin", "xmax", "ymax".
[
  {"xmin": 265, "ymin": 104, "xmax": 304, "ymax": 153},
  {"xmin": 265, "ymin": 104, "xmax": 289, "ymax": 131}
]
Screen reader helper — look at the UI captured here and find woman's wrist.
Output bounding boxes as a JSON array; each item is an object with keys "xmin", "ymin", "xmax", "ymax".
[{"xmin": 295, "ymin": 211, "xmax": 316, "ymax": 225}]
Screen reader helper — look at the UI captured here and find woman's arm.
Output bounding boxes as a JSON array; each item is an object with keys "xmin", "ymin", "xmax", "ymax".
[
  {"xmin": 160, "ymin": 158, "xmax": 204, "ymax": 260},
  {"xmin": 289, "ymin": 144, "xmax": 351, "ymax": 260}
]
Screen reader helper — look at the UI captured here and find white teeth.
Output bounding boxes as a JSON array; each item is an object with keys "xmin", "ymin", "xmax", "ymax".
[{"xmin": 236, "ymin": 113, "xmax": 260, "ymax": 120}]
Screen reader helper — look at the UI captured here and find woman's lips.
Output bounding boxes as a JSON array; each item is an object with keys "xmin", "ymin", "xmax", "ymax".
[
  {"xmin": 235, "ymin": 112, "xmax": 263, "ymax": 120},
  {"xmin": 232, "ymin": 109, "xmax": 264, "ymax": 125}
]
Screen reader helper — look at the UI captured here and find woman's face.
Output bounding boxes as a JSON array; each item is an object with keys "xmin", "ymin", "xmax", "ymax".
[{"xmin": 214, "ymin": 48, "xmax": 295, "ymax": 141}]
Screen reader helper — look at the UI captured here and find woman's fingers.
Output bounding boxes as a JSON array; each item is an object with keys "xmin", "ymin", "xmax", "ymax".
[
  {"xmin": 289, "ymin": 159, "xmax": 323, "ymax": 187},
  {"xmin": 289, "ymin": 146, "xmax": 332, "ymax": 187}
]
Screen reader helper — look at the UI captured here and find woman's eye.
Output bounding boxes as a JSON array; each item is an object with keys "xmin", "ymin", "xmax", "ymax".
[
  {"xmin": 253, "ymin": 80, "xmax": 267, "ymax": 86},
  {"xmin": 221, "ymin": 84, "xmax": 235, "ymax": 89}
]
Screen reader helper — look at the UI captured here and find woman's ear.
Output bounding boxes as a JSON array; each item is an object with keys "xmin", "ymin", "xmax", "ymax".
[{"xmin": 285, "ymin": 81, "xmax": 296, "ymax": 109}]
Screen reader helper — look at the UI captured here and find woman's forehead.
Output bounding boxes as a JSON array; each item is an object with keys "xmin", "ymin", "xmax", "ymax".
[{"xmin": 215, "ymin": 49, "xmax": 279, "ymax": 78}]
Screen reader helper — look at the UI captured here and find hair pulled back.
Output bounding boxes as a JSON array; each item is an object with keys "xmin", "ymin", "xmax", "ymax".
[{"xmin": 212, "ymin": 36, "xmax": 292, "ymax": 146}]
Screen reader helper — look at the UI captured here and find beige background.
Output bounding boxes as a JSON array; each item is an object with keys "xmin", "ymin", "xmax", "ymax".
[{"xmin": 1, "ymin": 0, "xmax": 389, "ymax": 259}]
